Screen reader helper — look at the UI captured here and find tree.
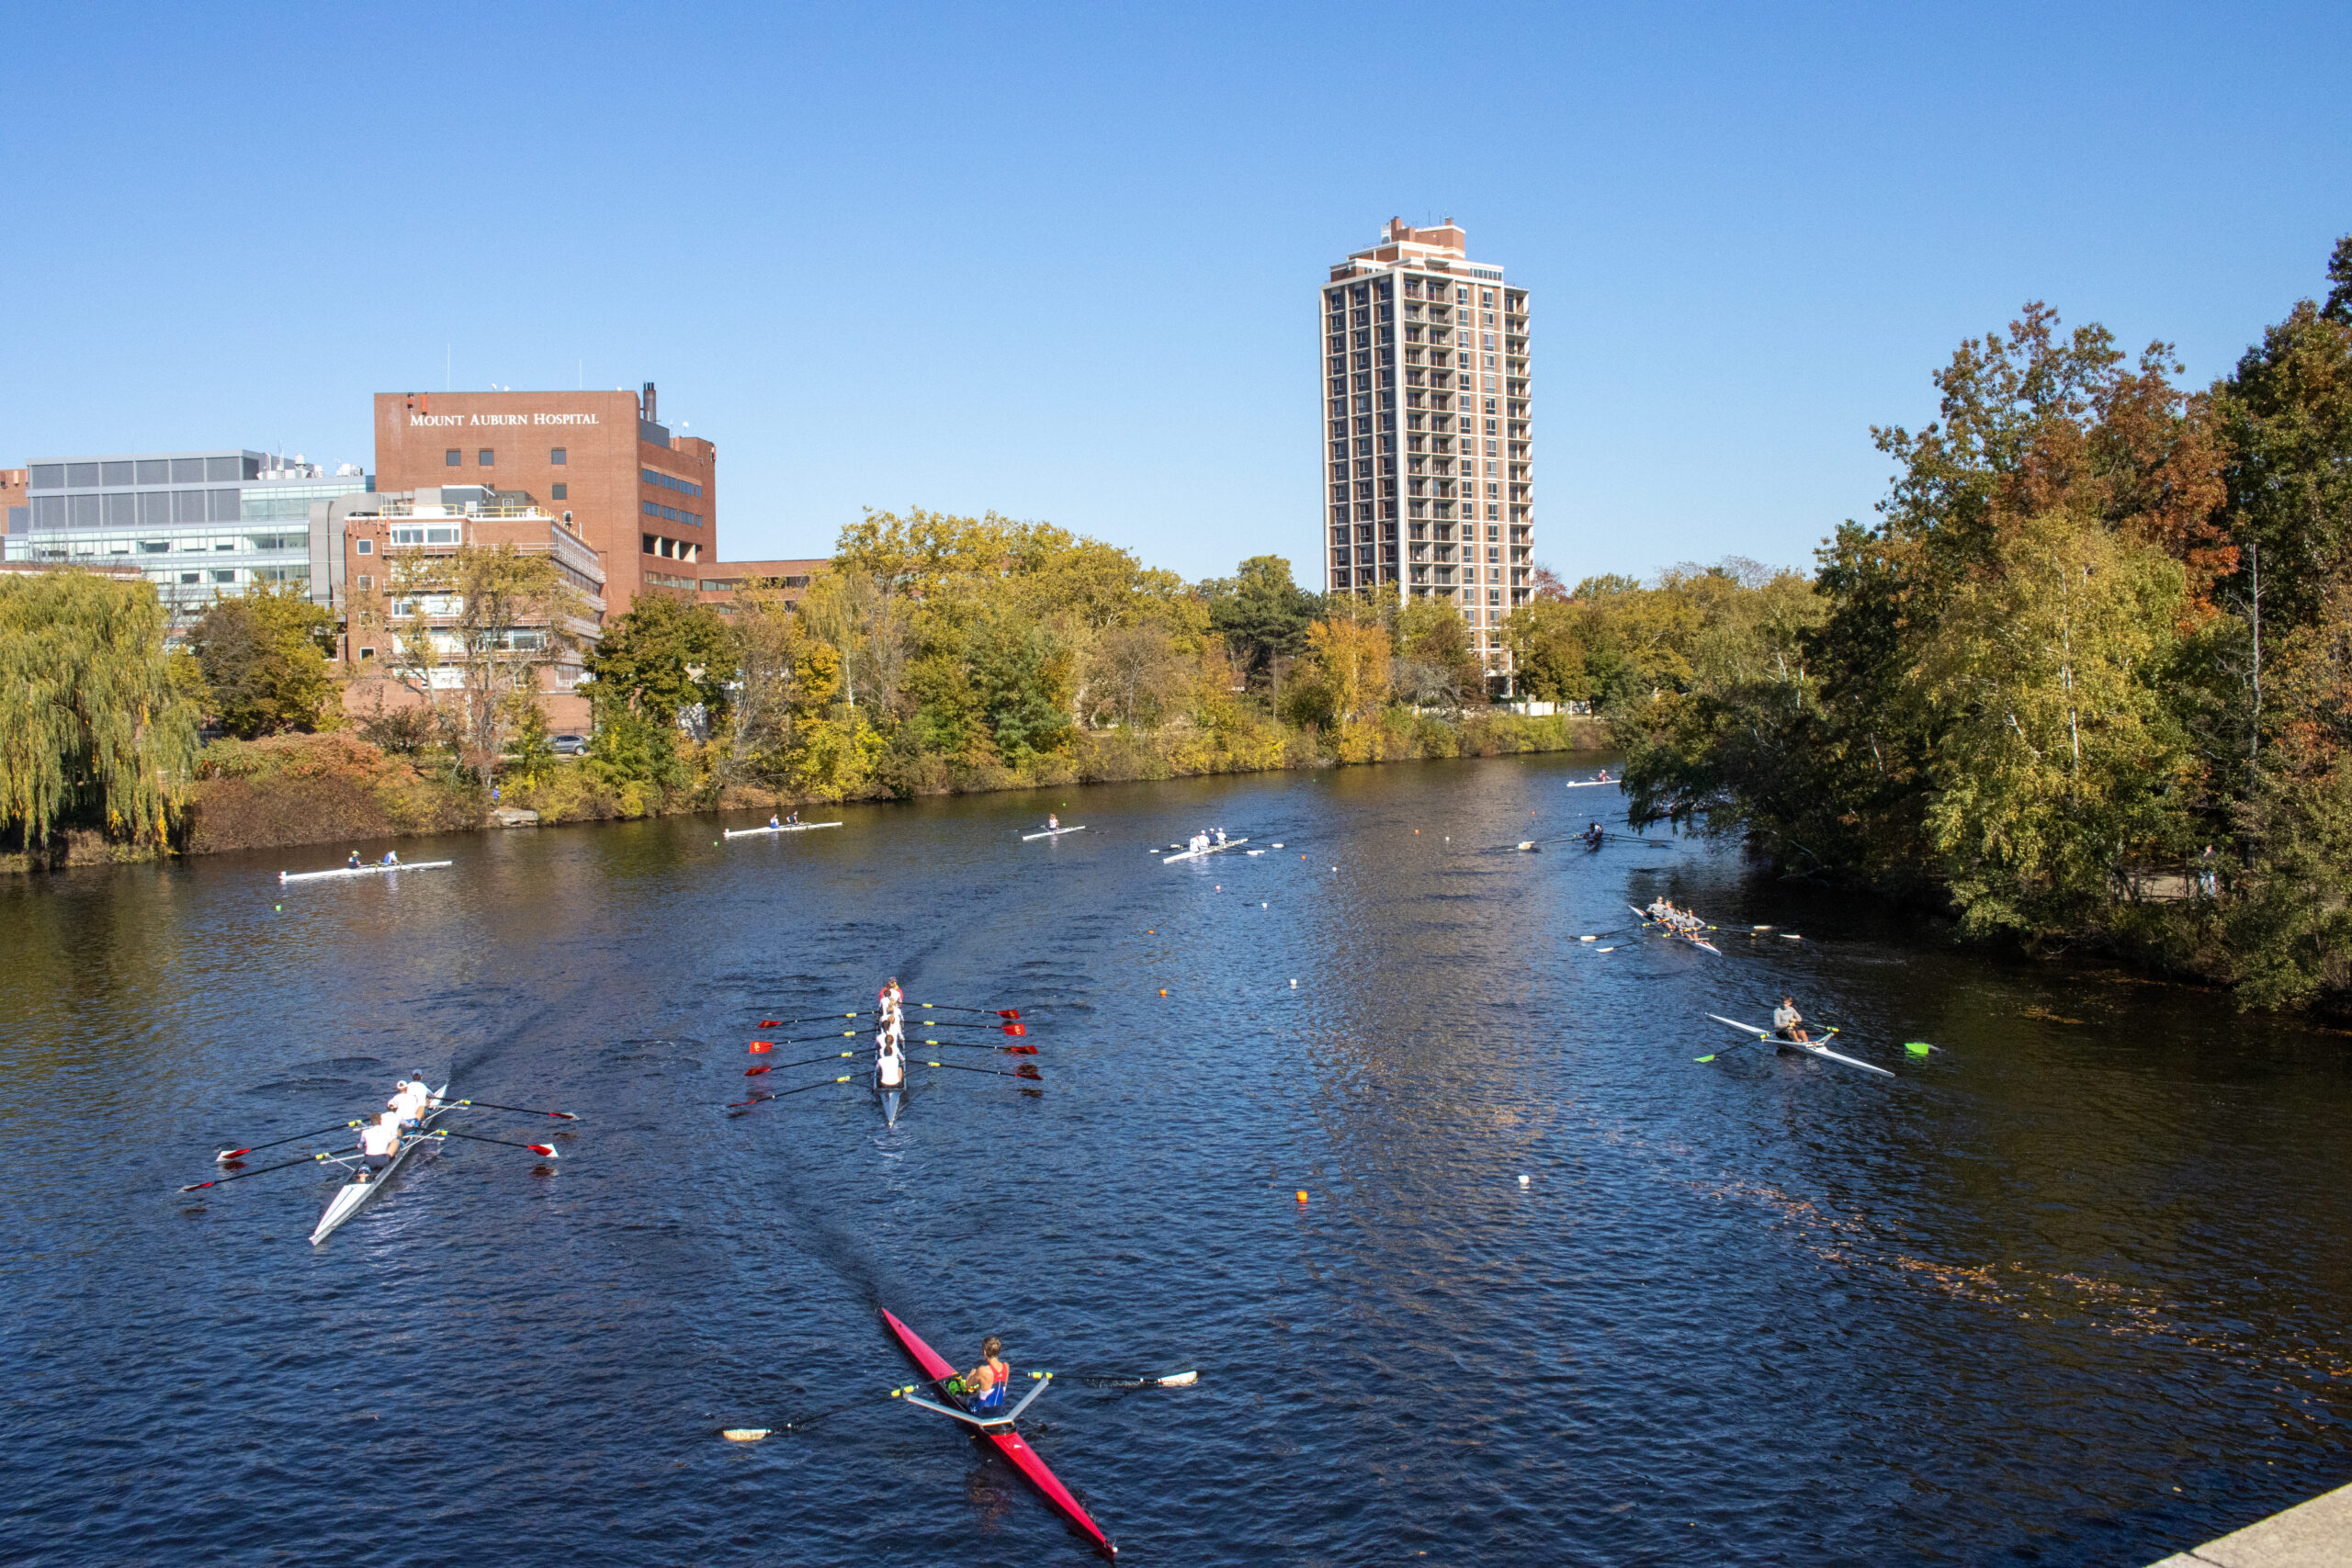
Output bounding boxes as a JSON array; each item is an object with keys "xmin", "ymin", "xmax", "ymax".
[
  {"xmin": 584, "ymin": 593, "xmax": 736, "ymax": 735},
  {"xmin": 187, "ymin": 580, "xmax": 340, "ymax": 738},
  {"xmin": 0, "ymin": 571, "xmax": 198, "ymax": 852},
  {"xmin": 390, "ymin": 545, "xmax": 586, "ymax": 787},
  {"xmin": 1284, "ymin": 616, "xmax": 1391, "ymax": 729},
  {"xmin": 1395, "ymin": 598, "xmax": 1484, "ymax": 710},
  {"xmin": 1502, "ymin": 597, "xmax": 1591, "ymax": 703},
  {"xmin": 1205, "ymin": 556, "xmax": 1319, "ymax": 687},
  {"xmin": 1084, "ymin": 623, "xmax": 1193, "ymax": 728}
]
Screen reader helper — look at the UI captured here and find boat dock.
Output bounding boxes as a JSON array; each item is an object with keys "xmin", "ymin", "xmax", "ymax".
[{"xmin": 2152, "ymin": 1479, "xmax": 2352, "ymax": 1567}]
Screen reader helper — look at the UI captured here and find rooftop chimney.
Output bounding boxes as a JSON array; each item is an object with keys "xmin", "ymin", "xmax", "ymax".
[{"xmin": 642, "ymin": 382, "xmax": 657, "ymax": 423}]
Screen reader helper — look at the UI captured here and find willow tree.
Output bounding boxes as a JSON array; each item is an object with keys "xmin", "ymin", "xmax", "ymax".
[{"xmin": 0, "ymin": 571, "xmax": 199, "ymax": 852}]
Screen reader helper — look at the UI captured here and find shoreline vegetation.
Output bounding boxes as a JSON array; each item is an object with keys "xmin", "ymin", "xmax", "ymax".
[{"xmin": 11, "ymin": 236, "xmax": 2350, "ymax": 1013}]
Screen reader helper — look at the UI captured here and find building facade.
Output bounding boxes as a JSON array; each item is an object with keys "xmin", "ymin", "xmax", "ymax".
[
  {"xmin": 372, "ymin": 383, "xmax": 715, "ymax": 617},
  {"xmin": 339, "ymin": 486, "xmax": 606, "ymax": 730},
  {"xmin": 1321, "ymin": 218, "xmax": 1533, "ymax": 680},
  {"xmin": 5, "ymin": 451, "xmax": 369, "ymax": 631},
  {"xmin": 694, "ymin": 558, "xmax": 829, "ymax": 617}
]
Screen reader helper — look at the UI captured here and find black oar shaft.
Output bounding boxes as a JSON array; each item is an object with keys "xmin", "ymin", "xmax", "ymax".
[
  {"xmin": 731, "ymin": 1074, "xmax": 857, "ymax": 1108},
  {"xmin": 456, "ymin": 1098, "xmax": 579, "ymax": 1120},
  {"xmin": 433, "ymin": 1130, "xmax": 556, "ymax": 1155},
  {"xmin": 754, "ymin": 1031, "xmax": 862, "ymax": 1045},
  {"xmin": 918, "ymin": 1060, "xmax": 1040, "ymax": 1079},
  {"xmin": 216, "ymin": 1122, "xmax": 358, "ymax": 1161},
  {"xmin": 757, "ymin": 1012, "xmax": 868, "ymax": 1026},
  {"xmin": 181, "ymin": 1151, "xmax": 329, "ymax": 1190}
]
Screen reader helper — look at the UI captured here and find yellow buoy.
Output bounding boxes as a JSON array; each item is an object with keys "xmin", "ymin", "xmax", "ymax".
[{"xmin": 1295, "ymin": 1190, "xmax": 1308, "ymax": 1203}]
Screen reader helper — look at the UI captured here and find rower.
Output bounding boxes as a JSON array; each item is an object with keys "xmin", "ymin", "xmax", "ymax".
[
  {"xmin": 357, "ymin": 1114, "xmax": 401, "ymax": 1175},
  {"xmin": 1772, "ymin": 995, "xmax": 1811, "ymax": 1045},
  {"xmin": 382, "ymin": 850, "xmax": 401, "ymax": 866},
  {"xmin": 1584, "ymin": 821, "xmax": 1603, "ymax": 848},
  {"xmin": 1213, "ymin": 827, "xmax": 1227, "ymax": 846},
  {"xmin": 786, "ymin": 809, "xmax": 800, "ymax": 825},
  {"xmin": 1596, "ymin": 767, "xmax": 1611, "ymax": 783},
  {"xmin": 876, "ymin": 1015, "xmax": 906, "ymax": 1089},
  {"xmin": 1046, "ymin": 812, "xmax": 1059, "ymax": 830},
  {"xmin": 768, "ymin": 813, "xmax": 782, "ymax": 829},
  {"xmin": 346, "ymin": 850, "xmax": 362, "ymax": 868},
  {"xmin": 961, "ymin": 1336, "xmax": 1011, "ymax": 1412},
  {"xmin": 880, "ymin": 976, "xmax": 905, "ymax": 1019}
]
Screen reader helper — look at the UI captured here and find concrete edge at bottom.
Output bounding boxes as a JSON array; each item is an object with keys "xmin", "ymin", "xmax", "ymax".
[{"xmin": 2149, "ymin": 1479, "xmax": 2352, "ymax": 1568}]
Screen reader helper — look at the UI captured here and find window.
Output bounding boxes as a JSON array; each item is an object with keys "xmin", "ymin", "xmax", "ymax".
[
  {"xmin": 359, "ymin": 647, "xmax": 376, "ymax": 660},
  {"xmin": 642, "ymin": 468, "xmax": 703, "ymax": 498},
  {"xmin": 210, "ymin": 569, "xmax": 237, "ymax": 584},
  {"xmin": 356, "ymin": 574, "xmax": 373, "ymax": 590},
  {"xmin": 550, "ymin": 483, "xmax": 567, "ymax": 501},
  {"xmin": 641, "ymin": 500, "xmax": 702, "ymax": 526},
  {"xmin": 356, "ymin": 538, "xmax": 374, "ymax": 555},
  {"xmin": 643, "ymin": 534, "xmax": 658, "ymax": 555},
  {"xmin": 180, "ymin": 571, "xmax": 199, "ymax": 584},
  {"xmin": 477, "ymin": 449, "xmax": 494, "ymax": 467},
  {"xmin": 445, "ymin": 449, "xmax": 462, "ymax": 468},
  {"xmin": 549, "ymin": 447, "xmax": 567, "ymax": 466}
]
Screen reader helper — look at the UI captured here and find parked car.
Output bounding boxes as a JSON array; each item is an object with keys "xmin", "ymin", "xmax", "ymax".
[{"xmin": 551, "ymin": 733, "xmax": 588, "ymax": 756}]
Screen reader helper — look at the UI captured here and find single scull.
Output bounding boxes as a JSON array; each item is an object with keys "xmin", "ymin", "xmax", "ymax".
[
  {"xmin": 1023, "ymin": 825, "xmax": 1087, "ymax": 840},
  {"xmin": 724, "ymin": 822, "xmax": 843, "ymax": 839},
  {"xmin": 1703, "ymin": 1014, "xmax": 1894, "ymax": 1078},
  {"xmin": 881, "ymin": 1307, "xmax": 1116, "ymax": 1557},
  {"xmin": 279, "ymin": 861, "xmax": 453, "ymax": 884},
  {"xmin": 308, "ymin": 1084, "xmax": 453, "ymax": 1244}
]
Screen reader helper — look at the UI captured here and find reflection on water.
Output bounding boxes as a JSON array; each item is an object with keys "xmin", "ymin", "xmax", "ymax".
[{"xmin": 1, "ymin": 752, "xmax": 2348, "ymax": 1566}]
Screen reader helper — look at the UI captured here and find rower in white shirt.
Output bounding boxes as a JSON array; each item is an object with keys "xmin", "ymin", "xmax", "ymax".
[
  {"xmin": 357, "ymin": 1116, "xmax": 401, "ymax": 1174},
  {"xmin": 876, "ymin": 1013, "xmax": 907, "ymax": 1091}
]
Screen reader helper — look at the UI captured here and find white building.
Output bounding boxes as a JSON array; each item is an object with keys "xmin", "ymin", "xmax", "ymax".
[
  {"xmin": 1321, "ymin": 218, "xmax": 1533, "ymax": 680},
  {"xmin": 6, "ymin": 450, "xmax": 369, "ymax": 631}
]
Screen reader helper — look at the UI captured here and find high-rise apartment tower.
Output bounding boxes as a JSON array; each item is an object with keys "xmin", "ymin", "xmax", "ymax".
[{"xmin": 1321, "ymin": 218, "xmax": 1532, "ymax": 681}]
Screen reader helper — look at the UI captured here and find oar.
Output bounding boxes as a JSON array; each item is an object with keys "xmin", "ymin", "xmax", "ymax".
[
  {"xmin": 911, "ymin": 1003, "xmax": 1023, "ymax": 1020},
  {"xmin": 181, "ymin": 1150, "xmax": 333, "ymax": 1190},
  {"xmin": 730, "ymin": 1075, "xmax": 857, "ymax": 1109},
  {"xmin": 214, "ymin": 1122, "xmax": 361, "ymax": 1163},
  {"xmin": 718, "ymin": 1396, "xmax": 867, "ymax": 1441},
  {"xmin": 452, "ymin": 1098, "xmax": 581, "ymax": 1120},
  {"xmin": 917, "ymin": 1059, "xmax": 1042, "ymax": 1080},
  {"xmin": 746, "ymin": 1050, "xmax": 860, "ymax": 1077},
  {"xmin": 749, "ymin": 1032, "xmax": 862, "ymax": 1051},
  {"xmin": 431, "ymin": 1129, "xmax": 559, "ymax": 1156},
  {"xmin": 1904, "ymin": 1041, "xmax": 1942, "ymax": 1056},
  {"xmin": 916, "ymin": 1038, "xmax": 1040, "ymax": 1055},
  {"xmin": 1035, "ymin": 1368, "xmax": 1200, "ymax": 1389},
  {"xmin": 756, "ymin": 1012, "xmax": 868, "ymax": 1028}
]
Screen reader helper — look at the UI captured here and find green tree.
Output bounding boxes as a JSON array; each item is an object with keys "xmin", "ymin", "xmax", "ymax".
[
  {"xmin": 583, "ymin": 592, "xmax": 736, "ymax": 733},
  {"xmin": 0, "ymin": 571, "xmax": 198, "ymax": 852},
  {"xmin": 391, "ymin": 545, "xmax": 586, "ymax": 786},
  {"xmin": 187, "ymin": 579, "xmax": 341, "ymax": 738},
  {"xmin": 1205, "ymin": 556, "xmax": 1319, "ymax": 687}
]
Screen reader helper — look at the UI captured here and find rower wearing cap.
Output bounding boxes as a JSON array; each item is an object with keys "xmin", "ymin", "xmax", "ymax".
[
  {"xmin": 345, "ymin": 851, "xmax": 362, "ymax": 869},
  {"xmin": 1772, "ymin": 995, "xmax": 1811, "ymax": 1045},
  {"xmin": 961, "ymin": 1336, "xmax": 1011, "ymax": 1412}
]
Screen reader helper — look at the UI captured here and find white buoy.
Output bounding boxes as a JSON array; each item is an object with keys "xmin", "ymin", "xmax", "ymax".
[
  {"xmin": 1518, "ymin": 1174, "xmax": 1531, "ymax": 1187},
  {"xmin": 1290, "ymin": 978, "xmax": 1297, "ymax": 987}
]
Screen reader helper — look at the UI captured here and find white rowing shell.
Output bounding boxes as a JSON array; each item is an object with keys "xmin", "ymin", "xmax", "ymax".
[
  {"xmin": 279, "ymin": 860, "xmax": 454, "ymax": 884},
  {"xmin": 1022, "ymin": 826, "xmax": 1086, "ymax": 840},
  {"xmin": 1704, "ymin": 1015, "xmax": 1894, "ymax": 1078},
  {"xmin": 1163, "ymin": 837, "xmax": 1250, "ymax": 863},
  {"xmin": 723, "ymin": 823, "xmax": 844, "ymax": 838}
]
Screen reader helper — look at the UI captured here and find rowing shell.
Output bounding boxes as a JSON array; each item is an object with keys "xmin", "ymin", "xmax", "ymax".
[
  {"xmin": 1163, "ymin": 837, "xmax": 1250, "ymax": 864},
  {"xmin": 309, "ymin": 1085, "xmax": 452, "ymax": 1245},
  {"xmin": 279, "ymin": 860, "xmax": 453, "ymax": 884},
  {"xmin": 723, "ymin": 822, "xmax": 843, "ymax": 838},
  {"xmin": 1023, "ymin": 826, "xmax": 1087, "ymax": 840},
  {"xmin": 882, "ymin": 1307, "xmax": 1115, "ymax": 1556},
  {"xmin": 1564, "ymin": 779, "xmax": 1616, "ymax": 788},
  {"xmin": 1704, "ymin": 1015, "xmax": 1894, "ymax": 1078},
  {"xmin": 875, "ymin": 1064, "xmax": 906, "ymax": 1127},
  {"xmin": 1629, "ymin": 904, "xmax": 1722, "ymax": 955}
]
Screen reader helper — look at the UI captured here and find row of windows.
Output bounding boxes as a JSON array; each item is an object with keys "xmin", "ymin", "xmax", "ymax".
[
  {"xmin": 444, "ymin": 446, "xmax": 570, "ymax": 468},
  {"xmin": 642, "ymin": 500, "xmax": 702, "ymax": 526},
  {"xmin": 642, "ymin": 468, "xmax": 702, "ymax": 498},
  {"xmin": 644, "ymin": 534, "xmax": 700, "ymax": 561},
  {"xmin": 29, "ymin": 456, "xmax": 251, "ymax": 489}
]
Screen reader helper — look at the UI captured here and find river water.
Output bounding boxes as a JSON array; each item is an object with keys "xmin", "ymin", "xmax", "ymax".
[{"xmin": 3, "ymin": 752, "xmax": 2348, "ymax": 1566}]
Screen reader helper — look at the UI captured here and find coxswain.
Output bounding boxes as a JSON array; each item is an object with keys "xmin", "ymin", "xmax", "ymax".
[
  {"xmin": 1772, "ymin": 995, "xmax": 1811, "ymax": 1045},
  {"xmin": 346, "ymin": 850, "xmax": 362, "ymax": 869},
  {"xmin": 961, "ymin": 1336, "xmax": 1011, "ymax": 1412},
  {"xmin": 357, "ymin": 1115, "xmax": 401, "ymax": 1176}
]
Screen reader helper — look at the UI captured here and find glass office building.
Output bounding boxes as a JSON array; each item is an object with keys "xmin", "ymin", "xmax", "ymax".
[{"xmin": 5, "ymin": 450, "xmax": 369, "ymax": 630}]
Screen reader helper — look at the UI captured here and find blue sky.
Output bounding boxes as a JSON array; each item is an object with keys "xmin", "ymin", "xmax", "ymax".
[{"xmin": 5, "ymin": 2, "xmax": 2346, "ymax": 585}]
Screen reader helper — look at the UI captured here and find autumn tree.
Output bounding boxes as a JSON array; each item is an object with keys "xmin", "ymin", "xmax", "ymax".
[{"xmin": 187, "ymin": 579, "xmax": 340, "ymax": 738}]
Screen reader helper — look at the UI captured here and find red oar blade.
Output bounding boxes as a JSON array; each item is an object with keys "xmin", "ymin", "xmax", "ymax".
[
  {"xmin": 745, "ymin": 1066, "xmax": 771, "ymax": 1077},
  {"xmin": 998, "ymin": 1009, "xmax": 1021, "ymax": 1020},
  {"xmin": 1004, "ymin": 1044, "xmax": 1038, "ymax": 1055},
  {"xmin": 750, "ymin": 1042, "xmax": 773, "ymax": 1054},
  {"xmin": 1001, "ymin": 1022, "xmax": 1026, "ymax": 1036}
]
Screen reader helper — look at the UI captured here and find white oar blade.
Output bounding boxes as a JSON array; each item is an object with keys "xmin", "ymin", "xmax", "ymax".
[
  {"xmin": 719, "ymin": 1427, "xmax": 771, "ymax": 1442},
  {"xmin": 1156, "ymin": 1371, "xmax": 1199, "ymax": 1387}
]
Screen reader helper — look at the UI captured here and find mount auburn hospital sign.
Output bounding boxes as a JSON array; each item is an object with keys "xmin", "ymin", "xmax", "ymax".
[{"xmin": 407, "ymin": 412, "xmax": 604, "ymax": 427}]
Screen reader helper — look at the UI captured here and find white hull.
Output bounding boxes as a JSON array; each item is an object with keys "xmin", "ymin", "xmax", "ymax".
[
  {"xmin": 309, "ymin": 1085, "xmax": 452, "ymax": 1245},
  {"xmin": 279, "ymin": 861, "xmax": 453, "ymax": 884},
  {"xmin": 724, "ymin": 822, "xmax": 843, "ymax": 838},
  {"xmin": 1564, "ymin": 780, "xmax": 1616, "ymax": 788},
  {"xmin": 1021, "ymin": 826, "xmax": 1086, "ymax": 840},
  {"xmin": 1164, "ymin": 837, "xmax": 1250, "ymax": 863},
  {"xmin": 1705, "ymin": 1015, "xmax": 1894, "ymax": 1079}
]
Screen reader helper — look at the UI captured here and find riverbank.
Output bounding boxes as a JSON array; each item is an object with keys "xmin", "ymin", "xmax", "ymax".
[{"xmin": 2, "ymin": 709, "xmax": 1607, "ymax": 871}]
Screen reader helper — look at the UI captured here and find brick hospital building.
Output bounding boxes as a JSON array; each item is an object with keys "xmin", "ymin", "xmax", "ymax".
[{"xmin": 373, "ymin": 383, "xmax": 715, "ymax": 615}]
